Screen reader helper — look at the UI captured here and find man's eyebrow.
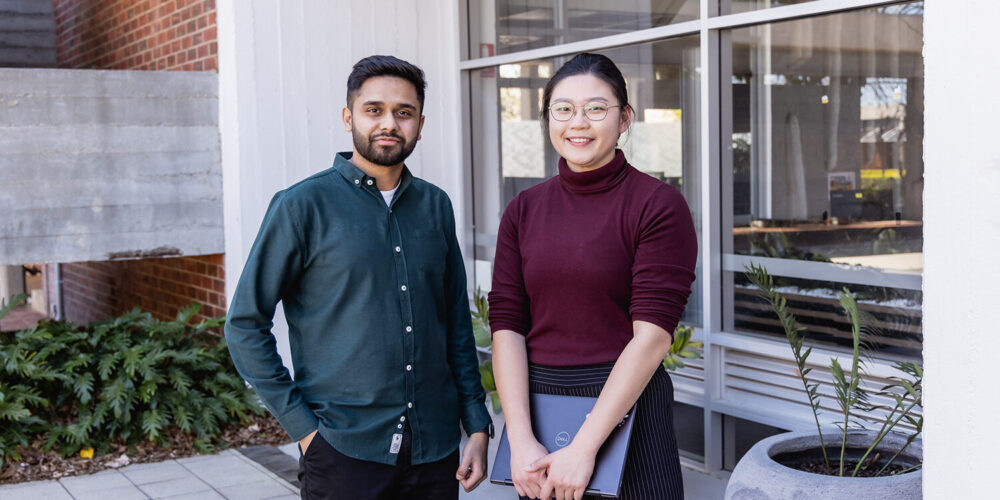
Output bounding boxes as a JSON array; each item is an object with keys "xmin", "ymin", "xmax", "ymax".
[{"xmin": 361, "ymin": 100, "xmax": 417, "ymax": 110}]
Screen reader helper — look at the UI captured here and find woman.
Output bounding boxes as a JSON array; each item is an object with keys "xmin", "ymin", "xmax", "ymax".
[{"xmin": 488, "ymin": 53, "xmax": 697, "ymax": 500}]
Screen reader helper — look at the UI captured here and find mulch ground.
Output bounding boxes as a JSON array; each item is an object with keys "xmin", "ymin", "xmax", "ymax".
[{"xmin": 0, "ymin": 413, "xmax": 289, "ymax": 486}]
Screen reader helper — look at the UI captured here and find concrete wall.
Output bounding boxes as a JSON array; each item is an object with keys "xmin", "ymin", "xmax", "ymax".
[
  {"xmin": 923, "ymin": 1, "xmax": 1000, "ymax": 498},
  {"xmin": 0, "ymin": 67, "xmax": 223, "ymax": 266},
  {"xmin": 0, "ymin": 0, "xmax": 57, "ymax": 68},
  {"xmin": 218, "ymin": 0, "xmax": 467, "ymax": 370}
]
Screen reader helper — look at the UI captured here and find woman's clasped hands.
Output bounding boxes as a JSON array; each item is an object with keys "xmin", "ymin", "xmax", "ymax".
[{"xmin": 513, "ymin": 438, "xmax": 596, "ymax": 500}]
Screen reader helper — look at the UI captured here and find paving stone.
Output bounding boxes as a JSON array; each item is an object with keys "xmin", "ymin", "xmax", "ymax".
[
  {"xmin": 137, "ymin": 476, "xmax": 214, "ymax": 499},
  {"xmin": 160, "ymin": 491, "xmax": 226, "ymax": 500},
  {"xmin": 265, "ymin": 496, "xmax": 299, "ymax": 500},
  {"xmin": 0, "ymin": 480, "xmax": 73, "ymax": 500},
  {"xmin": 59, "ymin": 469, "xmax": 133, "ymax": 496},
  {"xmin": 121, "ymin": 460, "xmax": 193, "ymax": 485},
  {"xmin": 215, "ymin": 479, "xmax": 296, "ymax": 500},
  {"xmin": 182, "ymin": 455, "xmax": 270, "ymax": 488},
  {"xmin": 72, "ymin": 484, "xmax": 150, "ymax": 500}
]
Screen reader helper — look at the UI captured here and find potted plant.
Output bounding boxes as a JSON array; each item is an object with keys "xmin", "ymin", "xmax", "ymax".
[{"xmin": 725, "ymin": 264, "xmax": 923, "ymax": 500}]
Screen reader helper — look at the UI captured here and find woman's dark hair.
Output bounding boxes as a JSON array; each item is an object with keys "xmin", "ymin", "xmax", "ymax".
[
  {"xmin": 347, "ymin": 55, "xmax": 427, "ymax": 112},
  {"xmin": 540, "ymin": 53, "xmax": 630, "ymax": 132}
]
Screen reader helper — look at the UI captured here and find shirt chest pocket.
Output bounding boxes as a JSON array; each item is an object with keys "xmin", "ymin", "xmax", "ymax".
[{"xmin": 403, "ymin": 228, "xmax": 448, "ymax": 275}]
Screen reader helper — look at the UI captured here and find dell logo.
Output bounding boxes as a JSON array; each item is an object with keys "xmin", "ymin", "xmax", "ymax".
[{"xmin": 554, "ymin": 431, "xmax": 571, "ymax": 447}]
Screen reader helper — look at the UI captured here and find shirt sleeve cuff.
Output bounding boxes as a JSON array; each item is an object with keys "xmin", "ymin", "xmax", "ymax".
[
  {"xmin": 275, "ymin": 404, "xmax": 320, "ymax": 442},
  {"xmin": 460, "ymin": 399, "xmax": 492, "ymax": 436}
]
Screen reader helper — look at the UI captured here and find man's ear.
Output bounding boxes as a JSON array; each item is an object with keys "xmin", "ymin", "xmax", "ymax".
[
  {"xmin": 417, "ymin": 115, "xmax": 425, "ymax": 140},
  {"xmin": 342, "ymin": 107, "xmax": 353, "ymax": 132}
]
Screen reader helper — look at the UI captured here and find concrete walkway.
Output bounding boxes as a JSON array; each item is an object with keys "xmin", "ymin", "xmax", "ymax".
[
  {"xmin": 1, "ymin": 444, "xmax": 727, "ymax": 499},
  {"xmin": 0, "ymin": 449, "xmax": 298, "ymax": 500}
]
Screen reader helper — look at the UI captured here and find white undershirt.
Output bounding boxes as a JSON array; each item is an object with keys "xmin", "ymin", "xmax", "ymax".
[{"xmin": 380, "ymin": 182, "xmax": 400, "ymax": 207}]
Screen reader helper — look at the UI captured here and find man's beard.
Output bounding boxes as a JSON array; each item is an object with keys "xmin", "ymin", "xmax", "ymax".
[{"xmin": 353, "ymin": 128, "xmax": 417, "ymax": 167}]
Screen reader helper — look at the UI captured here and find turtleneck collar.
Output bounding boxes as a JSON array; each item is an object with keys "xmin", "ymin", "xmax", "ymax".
[{"xmin": 557, "ymin": 149, "xmax": 630, "ymax": 194}]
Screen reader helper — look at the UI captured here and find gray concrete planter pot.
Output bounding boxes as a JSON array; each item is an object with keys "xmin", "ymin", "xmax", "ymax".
[{"xmin": 725, "ymin": 430, "xmax": 922, "ymax": 500}]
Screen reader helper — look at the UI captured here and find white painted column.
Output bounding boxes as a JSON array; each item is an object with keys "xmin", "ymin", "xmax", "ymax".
[{"xmin": 922, "ymin": 2, "xmax": 1000, "ymax": 498}]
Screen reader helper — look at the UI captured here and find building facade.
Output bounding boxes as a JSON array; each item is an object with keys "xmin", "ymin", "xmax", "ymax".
[{"xmin": 218, "ymin": 0, "xmax": 998, "ymax": 496}]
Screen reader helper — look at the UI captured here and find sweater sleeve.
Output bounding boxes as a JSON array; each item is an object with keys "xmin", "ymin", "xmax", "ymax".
[
  {"xmin": 630, "ymin": 186, "xmax": 698, "ymax": 334},
  {"xmin": 488, "ymin": 195, "xmax": 532, "ymax": 336}
]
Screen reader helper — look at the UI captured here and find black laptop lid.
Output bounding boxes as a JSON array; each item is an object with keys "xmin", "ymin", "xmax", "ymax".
[{"xmin": 490, "ymin": 393, "xmax": 636, "ymax": 498}]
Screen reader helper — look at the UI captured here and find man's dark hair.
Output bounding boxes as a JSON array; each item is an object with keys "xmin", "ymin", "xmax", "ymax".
[
  {"xmin": 347, "ymin": 55, "xmax": 427, "ymax": 112},
  {"xmin": 540, "ymin": 53, "xmax": 630, "ymax": 134}
]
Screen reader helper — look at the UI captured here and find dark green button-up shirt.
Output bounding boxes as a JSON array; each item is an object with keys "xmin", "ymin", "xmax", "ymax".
[{"xmin": 226, "ymin": 152, "xmax": 490, "ymax": 465}]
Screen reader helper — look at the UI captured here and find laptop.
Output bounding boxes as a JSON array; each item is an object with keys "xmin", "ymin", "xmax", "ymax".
[{"xmin": 490, "ymin": 393, "xmax": 636, "ymax": 498}]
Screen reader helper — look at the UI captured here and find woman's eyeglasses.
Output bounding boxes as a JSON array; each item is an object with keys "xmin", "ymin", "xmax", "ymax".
[{"xmin": 548, "ymin": 102, "xmax": 622, "ymax": 122}]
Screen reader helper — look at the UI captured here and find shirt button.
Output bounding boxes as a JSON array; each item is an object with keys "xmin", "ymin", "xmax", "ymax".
[
  {"xmin": 407, "ymin": 402, "xmax": 413, "ymax": 408},
  {"xmin": 395, "ymin": 246, "xmax": 401, "ymax": 253},
  {"xmin": 406, "ymin": 364, "xmax": 412, "ymax": 371},
  {"xmin": 400, "ymin": 285, "xmax": 407, "ymax": 292},
  {"xmin": 405, "ymin": 326, "xmax": 412, "ymax": 333},
  {"xmin": 366, "ymin": 179, "xmax": 374, "ymax": 186},
  {"xmin": 400, "ymin": 416, "xmax": 406, "ymax": 422},
  {"xmin": 398, "ymin": 424, "xmax": 403, "ymax": 429},
  {"xmin": 354, "ymin": 179, "xmax": 360, "ymax": 185}
]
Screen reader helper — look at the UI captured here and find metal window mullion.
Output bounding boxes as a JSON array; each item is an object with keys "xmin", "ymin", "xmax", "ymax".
[
  {"xmin": 699, "ymin": 0, "xmax": 725, "ymax": 477},
  {"xmin": 722, "ymin": 254, "xmax": 923, "ymax": 290},
  {"xmin": 458, "ymin": 20, "xmax": 701, "ymax": 70},
  {"xmin": 706, "ymin": 0, "xmax": 907, "ymax": 30}
]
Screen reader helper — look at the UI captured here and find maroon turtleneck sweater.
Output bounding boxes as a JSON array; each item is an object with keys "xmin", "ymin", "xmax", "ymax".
[{"xmin": 488, "ymin": 150, "xmax": 698, "ymax": 366}]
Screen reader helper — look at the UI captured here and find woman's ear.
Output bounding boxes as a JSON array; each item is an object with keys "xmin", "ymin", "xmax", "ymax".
[{"xmin": 619, "ymin": 104, "xmax": 634, "ymax": 134}]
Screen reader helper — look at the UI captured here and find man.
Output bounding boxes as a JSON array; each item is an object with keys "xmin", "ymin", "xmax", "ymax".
[{"xmin": 225, "ymin": 55, "xmax": 491, "ymax": 499}]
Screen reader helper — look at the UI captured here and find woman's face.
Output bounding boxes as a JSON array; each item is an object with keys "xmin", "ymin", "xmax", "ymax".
[{"xmin": 547, "ymin": 74, "xmax": 631, "ymax": 172}]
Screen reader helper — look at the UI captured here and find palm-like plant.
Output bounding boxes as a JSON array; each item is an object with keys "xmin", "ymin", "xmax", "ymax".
[{"xmin": 744, "ymin": 263, "xmax": 922, "ymax": 477}]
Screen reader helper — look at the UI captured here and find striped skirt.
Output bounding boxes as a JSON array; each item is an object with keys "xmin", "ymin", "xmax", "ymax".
[{"xmin": 519, "ymin": 363, "xmax": 684, "ymax": 500}]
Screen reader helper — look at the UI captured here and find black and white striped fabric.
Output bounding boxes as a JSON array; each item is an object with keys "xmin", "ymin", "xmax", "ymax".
[{"xmin": 517, "ymin": 363, "xmax": 684, "ymax": 500}]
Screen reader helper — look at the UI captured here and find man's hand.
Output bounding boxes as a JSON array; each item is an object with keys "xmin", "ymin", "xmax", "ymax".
[
  {"xmin": 456, "ymin": 431, "xmax": 489, "ymax": 492},
  {"xmin": 511, "ymin": 438, "xmax": 549, "ymax": 499},
  {"xmin": 298, "ymin": 429, "xmax": 318, "ymax": 455},
  {"xmin": 525, "ymin": 443, "xmax": 595, "ymax": 500}
]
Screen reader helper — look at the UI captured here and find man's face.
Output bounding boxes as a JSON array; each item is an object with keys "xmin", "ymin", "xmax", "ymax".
[{"xmin": 344, "ymin": 76, "xmax": 424, "ymax": 167}]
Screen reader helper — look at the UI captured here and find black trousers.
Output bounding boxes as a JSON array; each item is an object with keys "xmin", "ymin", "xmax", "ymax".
[
  {"xmin": 297, "ymin": 427, "xmax": 459, "ymax": 500},
  {"xmin": 519, "ymin": 364, "xmax": 685, "ymax": 500}
]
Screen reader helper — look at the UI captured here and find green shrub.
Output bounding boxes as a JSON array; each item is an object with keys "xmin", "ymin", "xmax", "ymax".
[{"xmin": 0, "ymin": 302, "xmax": 263, "ymax": 462}]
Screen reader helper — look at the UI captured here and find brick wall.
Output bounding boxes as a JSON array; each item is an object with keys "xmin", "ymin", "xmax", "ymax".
[
  {"xmin": 61, "ymin": 255, "xmax": 226, "ymax": 325},
  {"xmin": 54, "ymin": 0, "xmax": 217, "ymax": 71},
  {"xmin": 53, "ymin": 0, "xmax": 224, "ymax": 325}
]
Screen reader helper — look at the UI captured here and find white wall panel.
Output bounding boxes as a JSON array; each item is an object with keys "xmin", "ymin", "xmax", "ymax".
[{"xmin": 923, "ymin": 1, "xmax": 1000, "ymax": 498}]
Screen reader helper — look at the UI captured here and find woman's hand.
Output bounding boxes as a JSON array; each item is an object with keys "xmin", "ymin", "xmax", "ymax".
[
  {"xmin": 525, "ymin": 443, "xmax": 596, "ymax": 500},
  {"xmin": 511, "ymin": 438, "xmax": 550, "ymax": 499}
]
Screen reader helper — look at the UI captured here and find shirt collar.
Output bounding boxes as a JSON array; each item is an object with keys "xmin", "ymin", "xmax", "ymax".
[{"xmin": 334, "ymin": 152, "xmax": 413, "ymax": 197}]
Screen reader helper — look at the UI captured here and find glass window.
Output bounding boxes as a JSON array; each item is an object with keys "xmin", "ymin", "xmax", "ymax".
[
  {"xmin": 674, "ymin": 402, "xmax": 706, "ymax": 461},
  {"xmin": 466, "ymin": 0, "xmax": 699, "ymax": 59},
  {"xmin": 723, "ymin": 3, "xmax": 924, "ymax": 355},
  {"xmin": 469, "ymin": 35, "xmax": 704, "ymax": 325}
]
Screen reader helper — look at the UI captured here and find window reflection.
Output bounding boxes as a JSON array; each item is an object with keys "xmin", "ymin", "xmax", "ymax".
[
  {"xmin": 728, "ymin": 2, "xmax": 924, "ymax": 272},
  {"xmin": 724, "ymin": 2, "xmax": 924, "ymax": 356},
  {"xmin": 467, "ymin": 0, "xmax": 699, "ymax": 58}
]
